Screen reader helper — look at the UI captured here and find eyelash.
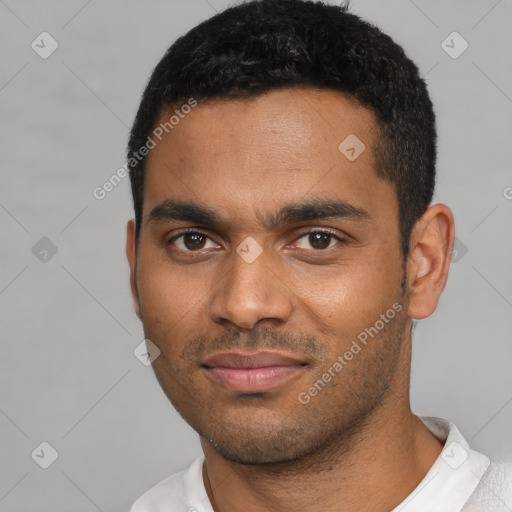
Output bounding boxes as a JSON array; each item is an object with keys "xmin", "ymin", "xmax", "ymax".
[{"xmin": 166, "ymin": 227, "xmax": 347, "ymax": 254}]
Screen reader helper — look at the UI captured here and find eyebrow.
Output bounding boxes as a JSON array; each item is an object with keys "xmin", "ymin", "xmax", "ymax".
[{"xmin": 147, "ymin": 197, "xmax": 370, "ymax": 230}]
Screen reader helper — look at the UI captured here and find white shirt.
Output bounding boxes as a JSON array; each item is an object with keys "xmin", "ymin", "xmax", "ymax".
[{"xmin": 130, "ymin": 416, "xmax": 511, "ymax": 512}]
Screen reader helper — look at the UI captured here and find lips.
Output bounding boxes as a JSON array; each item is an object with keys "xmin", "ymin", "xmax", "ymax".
[{"xmin": 202, "ymin": 351, "xmax": 306, "ymax": 392}]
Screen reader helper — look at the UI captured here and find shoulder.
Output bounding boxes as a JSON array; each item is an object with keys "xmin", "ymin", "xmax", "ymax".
[
  {"xmin": 464, "ymin": 458, "xmax": 512, "ymax": 511},
  {"xmin": 130, "ymin": 457, "xmax": 208, "ymax": 512}
]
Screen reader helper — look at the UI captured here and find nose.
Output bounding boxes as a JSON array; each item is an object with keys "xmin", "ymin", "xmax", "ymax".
[{"xmin": 208, "ymin": 242, "xmax": 293, "ymax": 330}]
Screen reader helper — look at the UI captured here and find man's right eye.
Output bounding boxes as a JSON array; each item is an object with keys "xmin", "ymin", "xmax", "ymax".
[{"xmin": 167, "ymin": 230, "xmax": 220, "ymax": 252}]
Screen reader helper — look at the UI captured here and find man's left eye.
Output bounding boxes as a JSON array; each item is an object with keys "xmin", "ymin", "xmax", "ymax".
[{"xmin": 292, "ymin": 231, "xmax": 345, "ymax": 251}]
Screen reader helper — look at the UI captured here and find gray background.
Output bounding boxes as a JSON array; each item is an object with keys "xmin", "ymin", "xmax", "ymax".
[{"xmin": 1, "ymin": 0, "xmax": 511, "ymax": 510}]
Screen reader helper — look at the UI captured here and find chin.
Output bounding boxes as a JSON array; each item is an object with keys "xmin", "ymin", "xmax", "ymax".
[
  {"xmin": 196, "ymin": 415, "xmax": 336, "ymax": 467},
  {"xmin": 208, "ymin": 439, "xmax": 314, "ymax": 466}
]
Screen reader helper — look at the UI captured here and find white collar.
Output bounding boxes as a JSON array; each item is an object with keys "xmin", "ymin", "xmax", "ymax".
[{"xmin": 390, "ymin": 415, "xmax": 490, "ymax": 512}]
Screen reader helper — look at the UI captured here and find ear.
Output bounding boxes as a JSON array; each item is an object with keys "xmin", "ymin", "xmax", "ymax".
[
  {"xmin": 406, "ymin": 204, "xmax": 455, "ymax": 320},
  {"xmin": 126, "ymin": 219, "xmax": 142, "ymax": 320}
]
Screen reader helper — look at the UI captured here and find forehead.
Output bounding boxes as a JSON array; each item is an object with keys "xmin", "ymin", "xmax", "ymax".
[
  {"xmin": 143, "ymin": 87, "xmax": 394, "ymax": 226},
  {"xmin": 149, "ymin": 87, "xmax": 377, "ymax": 161}
]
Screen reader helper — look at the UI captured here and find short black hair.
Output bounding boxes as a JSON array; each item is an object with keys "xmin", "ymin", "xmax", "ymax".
[{"xmin": 127, "ymin": 0, "xmax": 436, "ymax": 257}]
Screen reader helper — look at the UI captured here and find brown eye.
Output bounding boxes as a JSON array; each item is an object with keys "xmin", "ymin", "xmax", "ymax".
[
  {"xmin": 182, "ymin": 233, "xmax": 207, "ymax": 250},
  {"xmin": 308, "ymin": 232, "xmax": 332, "ymax": 250},
  {"xmin": 168, "ymin": 231, "xmax": 218, "ymax": 252},
  {"xmin": 294, "ymin": 230, "xmax": 342, "ymax": 251}
]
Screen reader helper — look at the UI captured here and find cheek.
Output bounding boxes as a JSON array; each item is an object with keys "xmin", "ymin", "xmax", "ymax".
[
  {"xmin": 286, "ymin": 252, "xmax": 402, "ymax": 344},
  {"xmin": 136, "ymin": 252, "xmax": 202, "ymax": 344}
]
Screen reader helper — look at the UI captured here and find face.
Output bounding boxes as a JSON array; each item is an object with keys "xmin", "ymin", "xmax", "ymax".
[{"xmin": 127, "ymin": 88, "xmax": 410, "ymax": 465}]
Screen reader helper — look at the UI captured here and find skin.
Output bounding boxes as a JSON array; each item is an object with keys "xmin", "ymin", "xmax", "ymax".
[{"xmin": 126, "ymin": 87, "xmax": 455, "ymax": 512}]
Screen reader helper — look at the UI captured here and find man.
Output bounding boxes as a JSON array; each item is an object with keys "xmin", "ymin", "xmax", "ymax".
[{"xmin": 126, "ymin": 1, "xmax": 510, "ymax": 510}]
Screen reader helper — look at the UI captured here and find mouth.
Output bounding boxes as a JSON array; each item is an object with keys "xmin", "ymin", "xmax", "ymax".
[{"xmin": 201, "ymin": 351, "xmax": 307, "ymax": 393}]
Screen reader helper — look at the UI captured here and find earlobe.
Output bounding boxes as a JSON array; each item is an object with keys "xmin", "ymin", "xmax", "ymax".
[
  {"xmin": 406, "ymin": 204, "xmax": 455, "ymax": 320},
  {"xmin": 126, "ymin": 219, "xmax": 142, "ymax": 320}
]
